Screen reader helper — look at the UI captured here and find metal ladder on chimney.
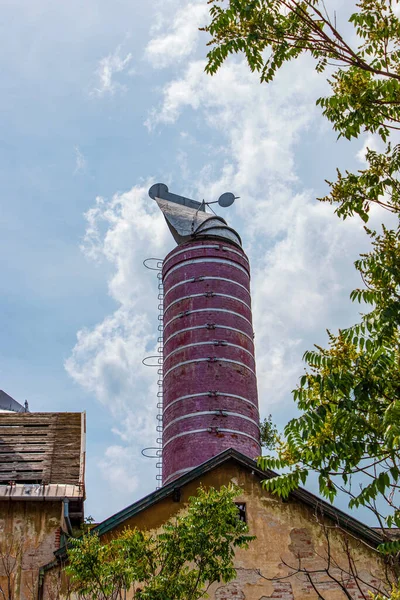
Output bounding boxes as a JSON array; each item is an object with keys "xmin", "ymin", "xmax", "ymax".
[{"xmin": 141, "ymin": 258, "xmax": 163, "ymax": 489}]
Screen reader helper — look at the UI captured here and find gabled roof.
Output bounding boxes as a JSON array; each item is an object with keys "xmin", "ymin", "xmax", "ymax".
[{"xmin": 53, "ymin": 447, "xmax": 382, "ymax": 562}]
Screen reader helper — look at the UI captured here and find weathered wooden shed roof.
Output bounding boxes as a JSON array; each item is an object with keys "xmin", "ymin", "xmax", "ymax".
[{"xmin": 0, "ymin": 412, "xmax": 85, "ymax": 489}]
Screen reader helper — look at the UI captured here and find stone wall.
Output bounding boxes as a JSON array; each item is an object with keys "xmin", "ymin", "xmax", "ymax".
[
  {"xmin": 0, "ymin": 501, "xmax": 62, "ymax": 599},
  {"xmin": 42, "ymin": 461, "xmax": 388, "ymax": 600},
  {"xmin": 205, "ymin": 466, "xmax": 386, "ymax": 600}
]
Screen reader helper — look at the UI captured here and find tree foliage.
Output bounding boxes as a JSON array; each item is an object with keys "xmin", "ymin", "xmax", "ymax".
[
  {"xmin": 260, "ymin": 414, "xmax": 278, "ymax": 451},
  {"xmin": 65, "ymin": 484, "xmax": 254, "ymax": 600},
  {"xmin": 203, "ymin": 0, "xmax": 400, "ymax": 555},
  {"xmin": 205, "ymin": 0, "xmax": 400, "ymax": 140},
  {"xmin": 261, "ymin": 227, "xmax": 399, "ymax": 533}
]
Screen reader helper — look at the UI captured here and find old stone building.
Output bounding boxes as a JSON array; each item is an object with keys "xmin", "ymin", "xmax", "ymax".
[
  {"xmin": 39, "ymin": 185, "xmax": 392, "ymax": 599},
  {"xmin": 41, "ymin": 449, "xmax": 389, "ymax": 600},
  {"xmin": 0, "ymin": 394, "xmax": 85, "ymax": 599}
]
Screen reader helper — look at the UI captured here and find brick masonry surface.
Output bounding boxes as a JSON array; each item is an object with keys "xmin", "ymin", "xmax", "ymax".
[
  {"xmin": 162, "ymin": 239, "xmax": 261, "ymax": 483},
  {"xmin": 0, "ymin": 501, "xmax": 62, "ymax": 600}
]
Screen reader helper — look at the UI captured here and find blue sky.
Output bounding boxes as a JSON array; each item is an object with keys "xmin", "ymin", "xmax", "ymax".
[{"xmin": 0, "ymin": 0, "xmax": 390, "ymax": 521}]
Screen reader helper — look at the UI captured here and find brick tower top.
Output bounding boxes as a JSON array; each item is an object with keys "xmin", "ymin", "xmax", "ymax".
[{"xmin": 149, "ymin": 184, "xmax": 261, "ymax": 485}]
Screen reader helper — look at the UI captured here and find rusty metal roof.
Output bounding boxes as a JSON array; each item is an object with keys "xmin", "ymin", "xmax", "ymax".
[{"xmin": 0, "ymin": 412, "xmax": 85, "ymax": 491}]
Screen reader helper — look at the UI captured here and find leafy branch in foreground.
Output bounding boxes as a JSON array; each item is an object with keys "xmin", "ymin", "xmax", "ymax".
[
  {"xmin": 203, "ymin": 0, "xmax": 400, "ymax": 538},
  {"xmin": 320, "ymin": 143, "xmax": 400, "ymax": 222},
  {"xmin": 259, "ymin": 226, "xmax": 400, "ymax": 543},
  {"xmin": 204, "ymin": 0, "xmax": 400, "ymax": 140},
  {"xmin": 65, "ymin": 484, "xmax": 254, "ymax": 600}
]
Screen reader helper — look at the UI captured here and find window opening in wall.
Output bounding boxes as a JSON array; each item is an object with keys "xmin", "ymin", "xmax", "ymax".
[{"xmin": 235, "ymin": 502, "xmax": 246, "ymax": 523}]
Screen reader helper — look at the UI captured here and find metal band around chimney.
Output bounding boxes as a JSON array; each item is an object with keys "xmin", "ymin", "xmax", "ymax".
[
  {"xmin": 164, "ymin": 341, "xmax": 255, "ymax": 364},
  {"xmin": 164, "ymin": 276, "xmax": 251, "ymax": 299},
  {"xmin": 164, "ymin": 324, "xmax": 255, "ymax": 347},
  {"xmin": 163, "ymin": 245, "xmax": 220, "ymax": 265},
  {"xmin": 164, "ymin": 293, "xmax": 252, "ymax": 316},
  {"xmin": 163, "ymin": 411, "xmax": 260, "ymax": 433},
  {"xmin": 163, "ymin": 244, "xmax": 250, "ymax": 268},
  {"xmin": 163, "ymin": 428, "xmax": 260, "ymax": 449},
  {"xmin": 163, "ymin": 357, "xmax": 256, "ymax": 379},
  {"xmin": 163, "ymin": 257, "xmax": 250, "ymax": 281},
  {"xmin": 163, "ymin": 392, "xmax": 259, "ymax": 415},
  {"xmin": 164, "ymin": 308, "xmax": 253, "ymax": 331}
]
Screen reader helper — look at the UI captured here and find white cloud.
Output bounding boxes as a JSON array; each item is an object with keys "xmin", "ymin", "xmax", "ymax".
[
  {"xmin": 65, "ymin": 307, "xmax": 153, "ymax": 413},
  {"xmin": 74, "ymin": 146, "xmax": 86, "ymax": 174},
  {"xmin": 65, "ymin": 184, "xmax": 171, "ymax": 498},
  {"xmin": 92, "ymin": 45, "xmax": 133, "ymax": 96},
  {"xmin": 250, "ymin": 197, "xmax": 366, "ymax": 415},
  {"xmin": 145, "ymin": 57, "xmax": 322, "ymax": 167},
  {"xmin": 145, "ymin": 2, "xmax": 209, "ymax": 68},
  {"xmin": 356, "ymin": 134, "xmax": 383, "ymax": 164},
  {"xmin": 99, "ymin": 445, "xmax": 139, "ymax": 495},
  {"xmin": 144, "ymin": 53, "xmax": 379, "ymax": 424}
]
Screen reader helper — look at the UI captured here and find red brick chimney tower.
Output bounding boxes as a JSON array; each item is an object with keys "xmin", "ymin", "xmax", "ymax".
[{"xmin": 149, "ymin": 184, "xmax": 261, "ymax": 485}]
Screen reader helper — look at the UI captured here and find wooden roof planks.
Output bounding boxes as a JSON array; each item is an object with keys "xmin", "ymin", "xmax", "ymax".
[{"xmin": 0, "ymin": 412, "xmax": 85, "ymax": 486}]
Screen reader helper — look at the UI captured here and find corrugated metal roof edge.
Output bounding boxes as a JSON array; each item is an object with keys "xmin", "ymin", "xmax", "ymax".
[{"xmin": 50, "ymin": 448, "xmax": 383, "ymax": 567}]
